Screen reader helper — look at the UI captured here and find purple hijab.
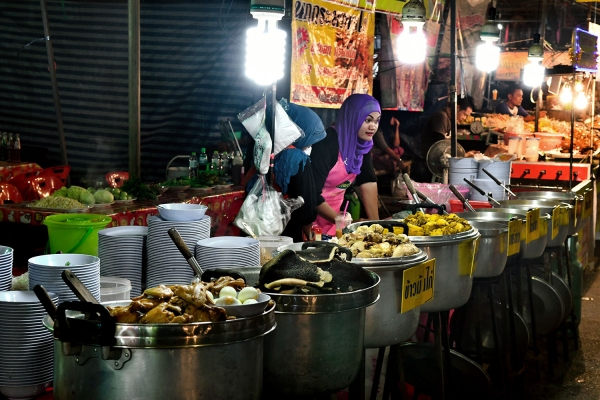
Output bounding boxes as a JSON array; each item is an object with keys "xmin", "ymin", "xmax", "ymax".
[{"xmin": 334, "ymin": 94, "xmax": 381, "ymax": 174}]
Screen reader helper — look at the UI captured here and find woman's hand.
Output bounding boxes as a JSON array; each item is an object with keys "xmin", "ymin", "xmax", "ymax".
[{"xmin": 390, "ymin": 117, "xmax": 400, "ymax": 128}]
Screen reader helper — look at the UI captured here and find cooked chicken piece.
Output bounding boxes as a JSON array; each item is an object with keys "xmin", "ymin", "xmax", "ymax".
[
  {"xmin": 130, "ymin": 298, "xmax": 163, "ymax": 312},
  {"xmin": 364, "ymin": 233, "xmax": 383, "ymax": 243},
  {"xmin": 172, "ymin": 283, "xmax": 210, "ymax": 308},
  {"xmin": 107, "ymin": 305, "xmax": 139, "ymax": 323},
  {"xmin": 143, "ymin": 285, "xmax": 174, "ymax": 300},
  {"xmin": 170, "ymin": 314, "xmax": 193, "ymax": 324},
  {"xmin": 209, "ymin": 277, "xmax": 246, "ymax": 295},
  {"xmin": 185, "ymin": 304, "xmax": 228, "ymax": 322},
  {"xmin": 368, "ymin": 224, "xmax": 384, "ymax": 234},
  {"xmin": 356, "ymin": 251, "xmax": 374, "ymax": 258},
  {"xmin": 392, "ymin": 243, "xmax": 420, "ymax": 258},
  {"xmin": 351, "ymin": 241, "xmax": 366, "ymax": 252},
  {"xmin": 139, "ymin": 302, "xmax": 174, "ymax": 324}
]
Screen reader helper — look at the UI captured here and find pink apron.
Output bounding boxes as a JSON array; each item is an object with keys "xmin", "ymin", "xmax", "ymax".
[{"xmin": 314, "ymin": 153, "xmax": 357, "ymax": 236}]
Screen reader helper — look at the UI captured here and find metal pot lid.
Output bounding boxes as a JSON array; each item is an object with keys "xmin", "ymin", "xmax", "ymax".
[
  {"xmin": 454, "ymin": 211, "xmax": 525, "ymax": 223},
  {"xmin": 351, "ymin": 248, "xmax": 428, "ymax": 269},
  {"xmin": 408, "ymin": 227, "xmax": 480, "ymax": 246},
  {"xmin": 43, "ymin": 302, "xmax": 277, "ymax": 349},
  {"xmin": 496, "ymin": 200, "xmax": 572, "ymax": 211},
  {"xmin": 268, "ymin": 270, "xmax": 380, "ymax": 314},
  {"xmin": 514, "ymin": 191, "xmax": 582, "ymax": 202}
]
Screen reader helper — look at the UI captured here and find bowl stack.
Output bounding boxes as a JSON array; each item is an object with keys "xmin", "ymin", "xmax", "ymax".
[
  {"xmin": 477, "ymin": 160, "xmax": 511, "ymax": 183},
  {"xmin": 468, "ymin": 178, "xmax": 507, "ymax": 202},
  {"xmin": 0, "ymin": 246, "xmax": 13, "ymax": 291},
  {"xmin": 28, "ymin": 254, "xmax": 100, "ymax": 303},
  {"xmin": 98, "ymin": 226, "xmax": 148, "ymax": 297},
  {"xmin": 146, "ymin": 215, "xmax": 211, "ymax": 287},
  {"xmin": 0, "ymin": 291, "xmax": 56, "ymax": 400},
  {"xmin": 195, "ymin": 237, "xmax": 260, "ymax": 270},
  {"xmin": 449, "ymin": 158, "xmax": 478, "ymax": 186}
]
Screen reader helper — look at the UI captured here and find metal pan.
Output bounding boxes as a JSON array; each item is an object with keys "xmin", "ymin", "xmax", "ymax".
[
  {"xmin": 529, "ymin": 267, "xmax": 572, "ymax": 324},
  {"xmin": 524, "ymin": 276, "xmax": 565, "ymax": 336}
]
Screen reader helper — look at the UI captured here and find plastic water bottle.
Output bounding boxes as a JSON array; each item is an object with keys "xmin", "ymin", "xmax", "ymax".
[
  {"xmin": 7, "ymin": 133, "xmax": 14, "ymax": 162},
  {"xmin": 198, "ymin": 148, "xmax": 208, "ymax": 171},
  {"xmin": 0, "ymin": 132, "xmax": 7, "ymax": 162},
  {"xmin": 12, "ymin": 134, "xmax": 21, "ymax": 162},
  {"xmin": 189, "ymin": 152, "xmax": 198, "ymax": 179},
  {"xmin": 211, "ymin": 150, "xmax": 219, "ymax": 170},
  {"xmin": 232, "ymin": 151, "xmax": 244, "ymax": 186}
]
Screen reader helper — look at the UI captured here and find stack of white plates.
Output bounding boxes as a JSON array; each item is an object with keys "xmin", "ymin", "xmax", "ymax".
[
  {"xmin": 28, "ymin": 254, "xmax": 100, "ymax": 303},
  {"xmin": 477, "ymin": 160, "xmax": 512, "ymax": 184},
  {"xmin": 0, "ymin": 291, "xmax": 56, "ymax": 400},
  {"xmin": 449, "ymin": 158, "xmax": 478, "ymax": 186},
  {"xmin": 0, "ymin": 246, "xmax": 13, "ymax": 291},
  {"xmin": 98, "ymin": 226, "xmax": 148, "ymax": 297},
  {"xmin": 195, "ymin": 237, "xmax": 260, "ymax": 269},
  {"xmin": 468, "ymin": 178, "xmax": 508, "ymax": 202},
  {"xmin": 146, "ymin": 215, "xmax": 211, "ymax": 287}
]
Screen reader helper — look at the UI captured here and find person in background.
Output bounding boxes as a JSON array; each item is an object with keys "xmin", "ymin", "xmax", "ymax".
[
  {"xmin": 371, "ymin": 114, "xmax": 407, "ymax": 174},
  {"xmin": 412, "ymin": 96, "xmax": 474, "ymax": 183},
  {"xmin": 242, "ymin": 100, "xmax": 327, "ymax": 242},
  {"xmin": 495, "ymin": 85, "xmax": 546, "ymax": 122},
  {"xmin": 309, "ymin": 94, "xmax": 380, "ymax": 236}
]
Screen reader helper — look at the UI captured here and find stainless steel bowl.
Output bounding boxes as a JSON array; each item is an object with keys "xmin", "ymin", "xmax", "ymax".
[
  {"xmin": 454, "ymin": 212, "xmax": 524, "ymax": 266},
  {"xmin": 514, "ymin": 192, "xmax": 581, "ymax": 235},
  {"xmin": 276, "ymin": 241, "xmax": 428, "ymax": 348},
  {"xmin": 465, "ymin": 221, "xmax": 508, "ymax": 278},
  {"xmin": 495, "ymin": 200, "xmax": 570, "ymax": 247}
]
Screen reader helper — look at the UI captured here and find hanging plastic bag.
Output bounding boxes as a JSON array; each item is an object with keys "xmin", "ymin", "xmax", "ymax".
[
  {"xmin": 238, "ymin": 98, "xmax": 272, "ymax": 174},
  {"xmin": 234, "ymin": 174, "xmax": 304, "ymax": 236},
  {"xmin": 274, "ymin": 100, "xmax": 304, "ymax": 154}
]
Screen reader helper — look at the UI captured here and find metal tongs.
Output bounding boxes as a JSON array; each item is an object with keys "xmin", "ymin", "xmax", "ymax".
[
  {"xmin": 449, "ymin": 184, "xmax": 476, "ymax": 212},
  {"xmin": 481, "ymin": 167, "xmax": 516, "ymax": 197},
  {"xmin": 168, "ymin": 228, "xmax": 204, "ymax": 281},
  {"xmin": 402, "ymin": 173, "xmax": 448, "ymax": 215},
  {"xmin": 462, "ymin": 178, "xmax": 502, "ymax": 206}
]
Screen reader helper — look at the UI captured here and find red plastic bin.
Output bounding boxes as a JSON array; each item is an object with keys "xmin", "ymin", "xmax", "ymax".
[{"xmin": 449, "ymin": 199, "xmax": 493, "ymax": 212}]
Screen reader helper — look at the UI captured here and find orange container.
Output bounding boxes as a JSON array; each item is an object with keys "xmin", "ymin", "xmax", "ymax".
[{"xmin": 449, "ymin": 199, "xmax": 493, "ymax": 212}]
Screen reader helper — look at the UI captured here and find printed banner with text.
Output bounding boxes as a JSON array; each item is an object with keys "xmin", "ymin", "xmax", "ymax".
[{"xmin": 290, "ymin": 0, "xmax": 374, "ymax": 108}]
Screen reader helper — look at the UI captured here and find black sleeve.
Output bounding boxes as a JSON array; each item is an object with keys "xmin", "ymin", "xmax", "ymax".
[
  {"xmin": 354, "ymin": 151, "xmax": 377, "ymax": 186},
  {"xmin": 286, "ymin": 160, "xmax": 317, "ymax": 226},
  {"xmin": 310, "ymin": 127, "xmax": 339, "ymax": 205}
]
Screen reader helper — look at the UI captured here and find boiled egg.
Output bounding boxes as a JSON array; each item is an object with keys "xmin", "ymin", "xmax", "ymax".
[
  {"xmin": 219, "ymin": 286, "xmax": 237, "ymax": 299},
  {"xmin": 206, "ymin": 291, "xmax": 214, "ymax": 303},
  {"xmin": 238, "ymin": 287, "xmax": 259, "ymax": 303},
  {"xmin": 243, "ymin": 299, "xmax": 258, "ymax": 305},
  {"xmin": 215, "ymin": 296, "xmax": 241, "ymax": 306}
]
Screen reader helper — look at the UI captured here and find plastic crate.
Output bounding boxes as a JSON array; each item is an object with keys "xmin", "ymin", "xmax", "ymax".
[{"xmin": 449, "ymin": 199, "xmax": 493, "ymax": 213}]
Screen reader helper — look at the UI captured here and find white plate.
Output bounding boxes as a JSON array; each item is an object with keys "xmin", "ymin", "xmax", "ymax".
[
  {"xmin": 195, "ymin": 237, "xmax": 259, "ymax": 249},
  {"xmin": 99, "ymin": 226, "xmax": 148, "ymax": 237}
]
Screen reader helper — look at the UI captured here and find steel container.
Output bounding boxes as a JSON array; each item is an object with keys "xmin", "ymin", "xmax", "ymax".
[
  {"xmin": 463, "ymin": 220, "xmax": 508, "ymax": 278},
  {"xmin": 514, "ymin": 191, "xmax": 583, "ymax": 234},
  {"xmin": 495, "ymin": 200, "xmax": 570, "ymax": 247},
  {"xmin": 276, "ymin": 242, "xmax": 428, "ymax": 348},
  {"xmin": 462, "ymin": 208, "xmax": 550, "ymax": 259},
  {"xmin": 351, "ymin": 223, "xmax": 480, "ymax": 313},
  {"xmin": 455, "ymin": 212, "xmax": 526, "ymax": 265},
  {"xmin": 44, "ymin": 301, "xmax": 276, "ymax": 400},
  {"xmin": 262, "ymin": 269, "xmax": 380, "ymax": 397}
]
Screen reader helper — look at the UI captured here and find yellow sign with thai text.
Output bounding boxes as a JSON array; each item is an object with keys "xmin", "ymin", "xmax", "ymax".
[
  {"xmin": 552, "ymin": 207, "xmax": 560, "ymax": 239},
  {"xmin": 526, "ymin": 208, "xmax": 540, "ymax": 244},
  {"xmin": 508, "ymin": 219, "xmax": 521, "ymax": 256},
  {"xmin": 400, "ymin": 258, "xmax": 435, "ymax": 313},
  {"xmin": 290, "ymin": 0, "xmax": 374, "ymax": 108}
]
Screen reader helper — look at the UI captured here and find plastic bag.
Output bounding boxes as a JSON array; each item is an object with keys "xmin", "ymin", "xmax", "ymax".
[
  {"xmin": 274, "ymin": 101, "xmax": 304, "ymax": 155},
  {"xmin": 238, "ymin": 98, "xmax": 272, "ymax": 174},
  {"xmin": 234, "ymin": 175, "xmax": 304, "ymax": 236}
]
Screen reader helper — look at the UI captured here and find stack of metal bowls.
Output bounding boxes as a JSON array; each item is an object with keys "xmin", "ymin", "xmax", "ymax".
[{"xmin": 495, "ymin": 200, "xmax": 571, "ymax": 247}]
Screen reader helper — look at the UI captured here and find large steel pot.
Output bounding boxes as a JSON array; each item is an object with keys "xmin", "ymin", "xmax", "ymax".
[
  {"xmin": 44, "ymin": 301, "xmax": 276, "ymax": 400},
  {"xmin": 361, "ymin": 225, "xmax": 480, "ymax": 313},
  {"xmin": 276, "ymin": 242, "xmax": 428, "ymax": 348},
  {"xmin": 464, "ymin": 208, "xmax": 550, "ymax": 259},
  {"xmin": 463, "ymin": 220, "xmax": 508, "ymax": 278},
  {"xmin": 495, "ymin": 200, "xmax": 570, "ymax": 247},
  {"xmin": 263, "ymin": 270, "xmax": 380, "ymax": 397},
  {"xmin": 514, "ymin": 191, "xmax": 583, "ymax": 234},
  {"xmin": 455, "ymin": 212, "xmax": 525, "ymax": 266}
]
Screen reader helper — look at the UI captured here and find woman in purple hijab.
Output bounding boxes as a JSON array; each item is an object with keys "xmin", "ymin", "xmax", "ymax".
[{"xmin": 309, "ymin": 94, "xmax": 381, "ymax": 236}]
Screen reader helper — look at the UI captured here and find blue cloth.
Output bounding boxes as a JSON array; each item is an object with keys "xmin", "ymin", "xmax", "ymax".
[
  {"xmin": 495, "ymin": 102, "xmax": 529, "ymax": 117},
  {"xmin": 273, "ymin": 100, "xmax": 326, "ymax": 194}
]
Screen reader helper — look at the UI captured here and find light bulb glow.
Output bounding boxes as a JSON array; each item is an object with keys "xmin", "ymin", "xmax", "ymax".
[
  {"xmin": 475, "ymin": 42, "xmax": 500, "ymax": 72},
  {"xmin": 575, "ymin": 92, "xmax": 588, "ymax": 109},
  {"xmin": 575, "ymin": 81, "xmax": 584, "ymax": 92},
  {"xmin": 560, "ymin": 86, "xmax": 573, "ymax": 104},
  {"xmin": 397, "ymin": 23, "xmax": 426, "ymax": 64},
  {"xmin": 523, "ymin": 61, "xmax": 545, "ymax": 87},
  {"xmin": 245, "ymin": 18, "xmax": 286, "ymax": 86}
]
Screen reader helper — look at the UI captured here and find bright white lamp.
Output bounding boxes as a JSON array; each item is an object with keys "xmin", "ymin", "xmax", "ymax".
[
  {"xmin": 523, "ymin": 34, "xmax": 544, "ymax": 87},
  {"xmin": 475, "ymin": 6, "xmax": 501, "ymax": 72},
  {"xmin": 560, "ymin": 85, "xmax": 573, "ymax": 104},
  {"xmin": 245, "ymin": 0, "xmax": 286, "ymax": 86},
  {"xmin": 397, "ymin": 0, "xmax": 427, "ymax": 64},
  {"xmin": 575, "ymin": 92, "xmax": 588, "ymax": 109}
]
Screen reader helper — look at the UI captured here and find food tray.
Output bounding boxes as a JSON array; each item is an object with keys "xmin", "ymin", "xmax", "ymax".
[
  {"xmin": 165, "ymin": 185, "xmax": 190, "ymax": 192},
  {"xmin": 214, "ymin": 184, "xmax": 233, "ymax": 190},
  {"xmin": 114, "ymin": 198, "xmax": 137, "ymax": 203}
]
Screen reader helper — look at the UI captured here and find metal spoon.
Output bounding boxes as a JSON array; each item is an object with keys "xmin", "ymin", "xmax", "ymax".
[
  {"xmin": 462, "ymin": 178, "xmax": 502, "ymax": 206},
  {"xmin": 481, "ymin": 167, "xmax": 516, "ymax": 197},
  {"xmin": 449, "ymin": 184, "xmax": 476, "ymax": 212},
  {"xmin": 402, "ymin": 173, "xmax": 425, "ymax": 213},
  {"xmin": 167, "ymin": 228, "xmax": 204, "ymax": 278}
]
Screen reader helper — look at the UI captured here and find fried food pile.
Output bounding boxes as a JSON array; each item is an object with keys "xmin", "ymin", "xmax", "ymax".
[
  {"xmin": 337, "ymin": 223, "xmax": 419, "ymax": 258},
  {"xmin": 403, "ymin": 212, "xmax": 472, "ymax": 236},
  {"xmin": 107, "ymin": 276, "xmax": 246, "ymax": 324}
]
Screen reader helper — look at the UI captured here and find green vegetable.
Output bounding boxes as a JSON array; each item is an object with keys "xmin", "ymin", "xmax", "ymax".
[
  {"xmin": 52, "ymin": 187, "xmax": 68, "ymax": 197},
  {"xmin": 32, "ymin": 196, "xmax": 86, "ymax": 209},
  {"xmin": 68, "ymin": 186, "xmax": 87, "ymax": 201},
  {"xmin": 65, "ymin": 261, "xmax": 71, "ymax": 266},
  {"xmin": 94, "ymin": 189, "xmax": 114, "ymax": 204},
  {"xmin": 121, "ymin": 177, "xmax": 159, "ymax": 200},
  {"xmin": 79, "ymin": 191, "xmax": 96, "ymax": 205}
]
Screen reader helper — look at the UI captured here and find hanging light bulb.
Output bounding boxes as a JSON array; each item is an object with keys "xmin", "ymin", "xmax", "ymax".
[
  {"xmin": 397, "ymin": 0, "xmax": 427, "ymax": 64},
  {"xmin": 523, "ymin": 34, "xmax": 545, "ymax": 87},
  {"xmin": 476, "ymin": 6, "xmax": 501, "ymax": 72},
  {"xmin": 245, "ymin": 0, "xmax": 286, "ymax": 86},
  {"xmin": 575, "ymin": 92, "xmax": 588, "ymax": 109},
  {"xmin": 575, "ymin": 81, "xmax": 584, "ymax": 92},
  {"xmin": 560, "ymin": 85, "xmax": 573, "ymax": 104}
]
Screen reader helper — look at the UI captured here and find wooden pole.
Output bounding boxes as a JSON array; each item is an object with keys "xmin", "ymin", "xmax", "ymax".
[
  {"xmin": 39, "ymin": 0, "xmax": 69, "ymax": 184},
  {"xmin": 128, "ymin": 0, "xmax": 141, "ymax": 178}
]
